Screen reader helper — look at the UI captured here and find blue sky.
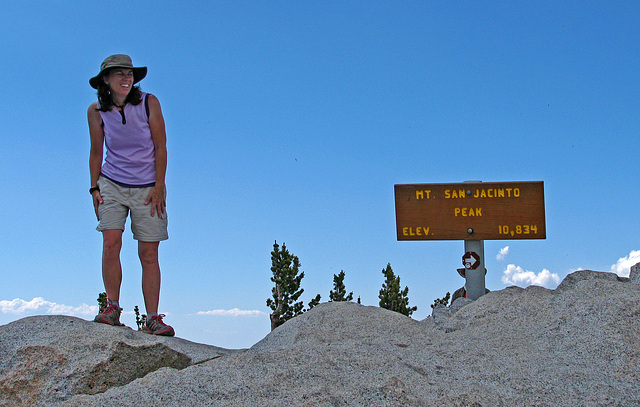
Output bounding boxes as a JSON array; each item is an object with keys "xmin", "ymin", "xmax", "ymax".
[{"xmin": 0, "ymin": 1, "xmax": 638, "ymax": 349}]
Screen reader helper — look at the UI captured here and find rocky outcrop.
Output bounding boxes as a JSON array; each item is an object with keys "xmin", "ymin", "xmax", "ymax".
[
  {"xmin": 631, "ymin": 261, "xmax": 640, "ymax": 283},
  {"xmin": 0, "ymin": 315, "xmax": 239, "ymax": 406},
  {"xmin": 2, "ymin": 266, "xmax": 640, "ymax": 406}
]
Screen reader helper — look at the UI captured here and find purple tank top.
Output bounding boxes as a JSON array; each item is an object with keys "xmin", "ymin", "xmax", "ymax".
[{"xmin": 99, "ymin": 92, "xmax": 156, "ymax": 186}]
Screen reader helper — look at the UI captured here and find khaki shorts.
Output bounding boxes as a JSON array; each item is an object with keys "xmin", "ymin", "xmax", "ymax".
[{"xmin": 96, "ymin": 176, "xmax": 168, "ymax": 242}]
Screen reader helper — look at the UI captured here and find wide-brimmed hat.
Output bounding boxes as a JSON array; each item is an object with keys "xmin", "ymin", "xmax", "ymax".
[{"xmin": 89, "ymin": 54, "xmax": 147, "ymax": 89}]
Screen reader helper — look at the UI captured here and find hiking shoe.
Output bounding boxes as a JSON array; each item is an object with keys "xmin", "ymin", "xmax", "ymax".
[
  {"xmin": 145, "ymin": 314, "xmax": 175, "ymax": 336},
  {"xmin": 94, "ymin": 303, "xmax": 124, "ymax": 326}
]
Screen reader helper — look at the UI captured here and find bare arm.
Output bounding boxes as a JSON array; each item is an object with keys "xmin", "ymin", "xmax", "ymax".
[
  {"xmin": 144, "ymin": 94, "xmax": 168, "ymax": 218},
  {"xmin": 88, "ymin": 103, "xmax": 104, "ymax": 220}
]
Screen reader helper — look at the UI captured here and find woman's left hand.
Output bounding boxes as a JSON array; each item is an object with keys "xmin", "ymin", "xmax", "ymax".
[{"xmin": 145, "ymin": 185, "xmax": 166, "ymax": 218}]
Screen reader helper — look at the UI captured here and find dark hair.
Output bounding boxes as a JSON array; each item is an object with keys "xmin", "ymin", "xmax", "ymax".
[{"xmin": 96, "ymin": 69, "xmax": 143, "ymax": 112}]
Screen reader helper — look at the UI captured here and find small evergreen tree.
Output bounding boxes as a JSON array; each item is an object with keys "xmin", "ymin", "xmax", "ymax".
[
  {"xmin": 134, "ymin": 305, "xmax": 147, "ymax": 331},
  {"xmin": 97, "ymin": 292, "xmax": 107, "ymax": 312},
  {"xmin": 266, "ymin": 241, "xmax": 306, "ymax": 331},
  {"xmin": 378, "ymin": 263, "xmax": 417, "ymax": 317},
  {"xmin": 329, "ymin": 270, "xmax": 354, "ymax": 302},
  {"xmin": 308, "ymin": 294, "xmax": 322, "ymax": 310},
  {"xmin": 431, "ymin": 292, "xmax": 451, "ymax": 309}
]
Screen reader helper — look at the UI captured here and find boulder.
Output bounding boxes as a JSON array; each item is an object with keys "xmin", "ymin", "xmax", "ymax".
[
  {"xmin": 0, "ymin": 315, "xmax": 239, "ymax": 406},
  {"xmin": 630, "ymin": 261, "xmax": 640, "ymax": 283},
  {"xmin": 431, "ymin": 297, "xmax": 473, "ymax": 323},
  {"xmin": 2, "ymin": 268, "xmax": 640, "ymax": 406}
]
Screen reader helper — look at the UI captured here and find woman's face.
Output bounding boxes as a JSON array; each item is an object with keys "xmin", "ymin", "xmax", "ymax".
[{"xmin": 104, "ymin": 68, "xmax": 134, "ymax": 100}]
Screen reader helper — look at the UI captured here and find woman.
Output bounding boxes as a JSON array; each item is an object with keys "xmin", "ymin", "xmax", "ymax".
[{"xmin": 88, "ymin": 54, "xmax": 173, "ymax": 336}]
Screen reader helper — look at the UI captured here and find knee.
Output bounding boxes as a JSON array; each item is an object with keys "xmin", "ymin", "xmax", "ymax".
[
  {"xmin": 102, "ymin": 234, "xmax": 122, "ymax": 258},
  {"xmin": 138, "ymin": 243, "xmax": 159, "ymax": 266}
]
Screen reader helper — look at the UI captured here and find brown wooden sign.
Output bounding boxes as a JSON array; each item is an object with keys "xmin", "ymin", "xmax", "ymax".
[{"xmin": 395, "ymin": 181, "xmax": 546, "ymax": 241}]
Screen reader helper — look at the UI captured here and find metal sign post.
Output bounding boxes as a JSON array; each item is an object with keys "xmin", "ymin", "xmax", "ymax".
[{"xmin": 462, "ymin": 240, "xmax": 485, "ymax": 300}]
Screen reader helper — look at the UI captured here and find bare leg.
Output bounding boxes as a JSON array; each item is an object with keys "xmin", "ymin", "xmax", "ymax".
[
  {"xmin": 102, "ymin": 230, "xmax": 123, "ymax": 302},
  {"xmin": 139, "ymin": 241, "xmax": 161, "ymax": 315}
]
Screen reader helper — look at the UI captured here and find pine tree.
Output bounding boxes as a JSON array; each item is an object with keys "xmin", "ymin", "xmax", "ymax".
[
  {"xmin": 266, "ymin": 241, "xmax": 306, "ymax": 331},
  {"xmin": 378, "ymin": 263, "xmax": 417, "ymax": 317},
  {"xmin": 134, "ymin": 305, "xmax": 147, "ymax": 331},
  {"xmin": 431, "ymin": 292, "xmax": 451, "ymax": 309},
  {"xmin": 97, "ymin": 292, "xmax": 107, "ymax": 312},
  {"xmin": 329, "ymin": 270, "xmax": 354, "ymax": 302},
  {"xmin": 308, "ymin": 294, "xmax": 322, "ymax": 310}
]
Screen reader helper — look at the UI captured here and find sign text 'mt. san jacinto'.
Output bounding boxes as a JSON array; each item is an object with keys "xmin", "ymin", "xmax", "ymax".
[{"xmin": 395, "ymin": 181, "xmax": 546, "ymax": 241}]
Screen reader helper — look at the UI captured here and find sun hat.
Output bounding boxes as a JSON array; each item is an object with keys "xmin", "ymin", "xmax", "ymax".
[{"xmin": 89, "ymin": 54, "xmax": 147, "ymax": 89}]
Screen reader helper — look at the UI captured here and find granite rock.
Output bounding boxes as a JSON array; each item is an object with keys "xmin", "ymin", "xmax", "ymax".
[
  {"xmin": 0, "ymin": 315, "xmax": 239, "ymax": 406},
  {"xmin": 630, "ymin": 261, "xmax": 640, "ymax": 283},
  {"xmin": 2, "ymin": 268, "xmax": 640, "ymax": 406}
]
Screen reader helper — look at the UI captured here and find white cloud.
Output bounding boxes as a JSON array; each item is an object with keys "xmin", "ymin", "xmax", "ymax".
[
  {"xmin": 496, "ymin": 246, "xmax": 510, "ymax": 261},
  {"xmin": 0, "ymin": 297, "xmax": 97, "ymax": 316},
  {"xmin": 610, "ymin": 250, "xmax": 640, "ymax": 278},
  {"xmin": 197, "ymin": 308, "xmax": 267, "ymax": 317},
  {"xmin": 501, "ymin": 264, "xmax": 561, "ymax": 289}
]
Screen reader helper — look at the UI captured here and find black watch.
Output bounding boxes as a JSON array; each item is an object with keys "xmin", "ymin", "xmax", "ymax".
[{"xmin": 89, "ymin": 186, "xmax": 100, "ymax": 194}]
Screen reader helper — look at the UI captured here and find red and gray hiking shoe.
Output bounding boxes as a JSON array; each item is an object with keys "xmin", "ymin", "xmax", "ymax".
[
  {"xmin": 94, "ymin": 303, "xmax": 124, "ymax": 326},
  {"xmin": 145, "ymin": 314, "xmax": 175, "ymax": 336}
]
